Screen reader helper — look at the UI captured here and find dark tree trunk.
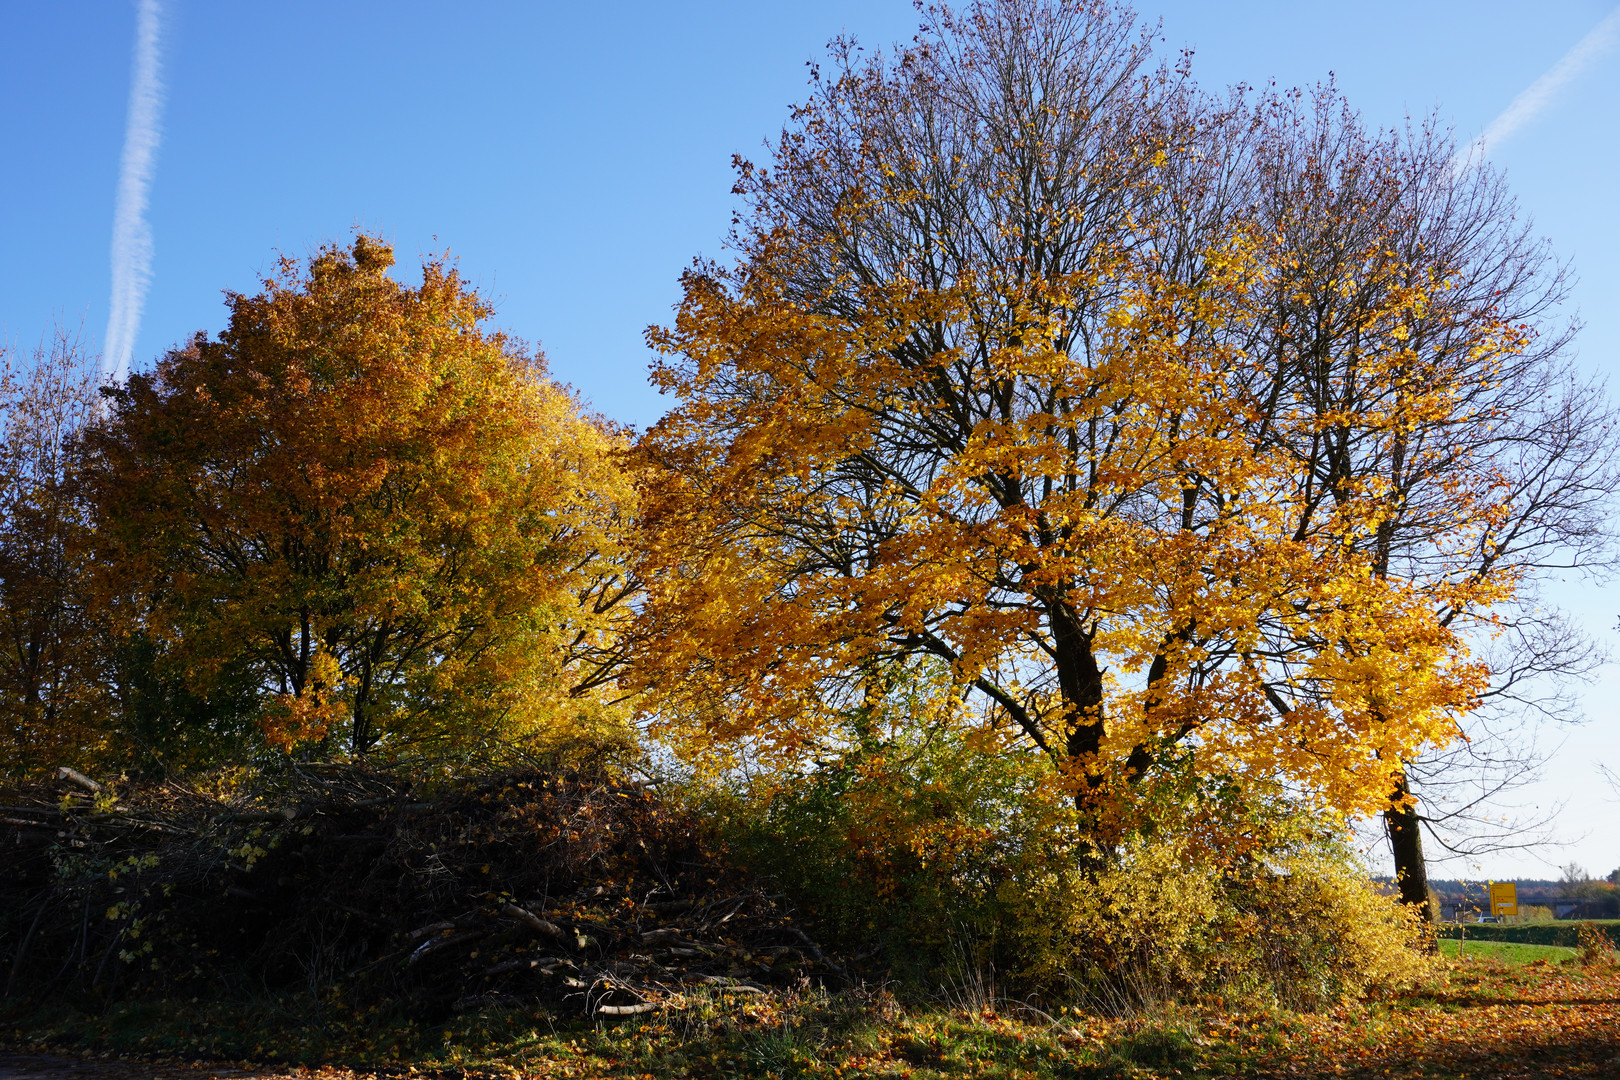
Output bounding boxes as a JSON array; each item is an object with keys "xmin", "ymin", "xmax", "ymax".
[
  {"xmin": 1051, "ymin": 600, "xmax": 1108, "ymax": 817},
  {"xmin": 352, "ymin": 653, "xmax": 373, "ymax": 757},
  {"xmin": 1385, "ymin": 767, "xmax": 1434, "ymax": 922}
]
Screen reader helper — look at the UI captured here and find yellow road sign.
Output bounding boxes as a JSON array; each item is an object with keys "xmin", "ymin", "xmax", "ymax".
[{"xmin": 1489, "ymin": 882, "xmax": 1518, "ymax": 919}]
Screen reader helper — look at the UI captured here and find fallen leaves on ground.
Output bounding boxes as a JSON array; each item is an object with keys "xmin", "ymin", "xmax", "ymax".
[
  {"xmin": 1213, "ymin": 958, "xmax": 1620, "ymax": 1079},
  {"xmin": 5, "ymin": 951, "xmax": 1616, "ymax": 1078}
]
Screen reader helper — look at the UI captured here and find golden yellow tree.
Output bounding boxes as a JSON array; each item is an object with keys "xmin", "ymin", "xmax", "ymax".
[
  {"xmin": 631, "ymin": 1, "xmax": 1542, "ymax": 842},
  {"xmin": 1242, "ymin": 89, "xmax": 1619, "ymax": 912},
  {"xmin": 638, "ymin": 235, "xmax": 1505, "ymax": 837},
  {"xmin": 82, "ymin": 237, "xmax": 636, "ymax": 759}
]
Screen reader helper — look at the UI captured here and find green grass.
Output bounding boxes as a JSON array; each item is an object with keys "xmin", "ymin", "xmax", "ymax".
[{"xmin": 1436, "ymin": 938, "xmax": 1576, "ymax": 965}]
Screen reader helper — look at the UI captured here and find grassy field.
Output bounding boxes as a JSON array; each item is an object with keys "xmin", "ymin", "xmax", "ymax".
[
  {"xmin": 5, "ymin": 952, "xmax": 1618, "ymax": 1079},
  {"xmin": 1438, "ymin": 938, "xmax": 1577, "ymax": 964}
]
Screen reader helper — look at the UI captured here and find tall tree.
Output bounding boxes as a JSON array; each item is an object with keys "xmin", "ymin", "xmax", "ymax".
[
  {"xmin": 1239, "ymin": 89, "xmax": 1619, "ymax": 914},
  {"xmin": 633, "ymin": 0, "xmax": 1614, "ymax": 855},
  {"xmin": 82, "ymin": 237, "xmax": 636, "ymax": 759},
  {"xmin": 0, "ymin": 329, "xmax": 105, "ymax": 778},
  {"xmin": 634, "ymin": 0, "xmax": 1511, "ymax": 843}
]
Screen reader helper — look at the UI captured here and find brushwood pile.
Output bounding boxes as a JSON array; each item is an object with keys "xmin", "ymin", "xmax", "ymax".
[{"xmin": 0, "ymin": 766, "xmax": 844, "ymax": 1018}]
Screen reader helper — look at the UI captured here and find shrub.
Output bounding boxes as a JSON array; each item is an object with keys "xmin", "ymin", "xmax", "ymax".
[
  {"xmin": 1576, "ymin": 922, "xmax": 1617, "ymax": 966},
  {"xmin": 1011, "ymin": 830, "xmax": 1434, "ymax": 1012},
  {"xmin": 704, "ymin": 696, "xmax": 1434, "ymax": 1010},
  {"xmin": 704, "ymin": 717, "xmax": 1065, "ymax": 986},
  {"xmin": 1510, "ymin": 904, "xmax": 1555, "ymax": 924}
]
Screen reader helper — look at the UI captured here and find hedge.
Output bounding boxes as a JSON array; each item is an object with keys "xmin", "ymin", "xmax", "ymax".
[{"xmin": 1435, "ymin": 920, "xmax": 1620, "ymax": 948}]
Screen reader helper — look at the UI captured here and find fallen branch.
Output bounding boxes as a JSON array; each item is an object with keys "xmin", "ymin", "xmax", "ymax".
[
  {"xmin": 216, "ymin": 808, "xmax": 300, "ymax": 824},
  {"xmin": 640, "ymin": 928, "xmax": 710, "ymax": 950},
  {"xmin": 55, "ymin": 768, "xmax": 101, "ymax": 795},
  {"xmin": 503, "ymin": 903, "xmax": 567, "ymax": 940},
  {"xmin": 407, "ymin": 931, "xmax": 484, "ymax": 966},
  {"xmin": 480, "ymin": 955, "xmax": 567, "ymax": 977},
  {"xmin": 2, "ymin": 817, "xmax": 58, "ymax": 829}
]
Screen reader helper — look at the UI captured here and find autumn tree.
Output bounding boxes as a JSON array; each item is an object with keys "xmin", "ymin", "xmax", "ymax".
[
  {"xmin": 1238, "ymin": 90, "xmax": 1619, "ymax": 914},
  {"xmin": 81, "ymin": 236, "xmax": 636, "ymax": 760},
  {"xmin": 633, "ymin": 0, "xmax": 1612, "ymax": 854},
  {"xmin": 637, "ymin": 1, "xmax": 1493, "ymax": 844},
  {"xmin": 0, "ymin": 329, "xmax": 106, "ymax": 777}
]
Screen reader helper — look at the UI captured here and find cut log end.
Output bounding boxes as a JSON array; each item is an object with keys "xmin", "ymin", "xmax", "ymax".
[{"xmin": 56, "ymin": 767, "xmax": 102, "ymax": 794}]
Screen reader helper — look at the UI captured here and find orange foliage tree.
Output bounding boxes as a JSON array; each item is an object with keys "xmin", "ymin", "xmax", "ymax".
[
  {"xmin": 0, "ymin": 330, "xmax": 106, "ymax": 777},
  {"xmin": 631, "ymin": 1, "xmax": 1545, "ymax": 844},
  {"xmin": 1239, "ymin": 90, "xmax": 1619, "ymax": 913},
  {"xmin": 81, "ymin": 237, "xmax": 635, "ymax": 760}
]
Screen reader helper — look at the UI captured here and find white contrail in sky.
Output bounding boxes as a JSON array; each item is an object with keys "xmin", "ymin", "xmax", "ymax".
[
  {"xmin": 1456, "ymin": 5, "xmax": 1620, "ymax": 172},
  {"xmin": 104, "ymin": 0, "xmax": 165, "ymax": 381}
]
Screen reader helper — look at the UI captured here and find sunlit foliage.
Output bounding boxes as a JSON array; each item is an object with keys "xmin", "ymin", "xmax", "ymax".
[
  {"xmin": 628, "ymin": 2, "xmax": 1589, "ymax": 851},
  {"xmin": 78, "ymin": 237, "xmax": 635, "ymax": 762}
]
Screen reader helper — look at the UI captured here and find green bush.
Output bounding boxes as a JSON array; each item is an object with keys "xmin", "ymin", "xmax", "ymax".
[
  {"xmin": 1436, "ymin": 921, "xmax": 1620, "ymax": 948},
  {"xmin": 1010, "ymin": 829, "xmax": 1433, "ymax": 1012},
  {"xmin": 1509, "ymin": 904, "xmax": 1555, "ymax": 924},
  {"xmin": 700, "ymin": 687, "xmax": 1433, "ymax": 1010},
  {"xmin": 704, "ymin": 719, "xmax": 1061, "ymax": 986}
]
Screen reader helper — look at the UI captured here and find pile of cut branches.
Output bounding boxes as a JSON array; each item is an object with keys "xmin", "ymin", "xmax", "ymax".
[{"xmin": 0, "ymin": 765, "xmax": 843, "ymax": 1019}]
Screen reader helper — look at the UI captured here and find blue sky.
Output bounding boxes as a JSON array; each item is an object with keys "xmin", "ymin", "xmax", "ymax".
[{"xmin": 3, "ymin": 1, "xmax": 1617, "ymax": 879}]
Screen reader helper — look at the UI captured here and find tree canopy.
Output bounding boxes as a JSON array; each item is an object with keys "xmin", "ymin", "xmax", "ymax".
[
  {"xmin": 79, "ymin": 237, "xmax": 635, "ymax": 761},
  {"xmin": 0, "ymin": 330, "xmax": 105, "ymax": 776},
  {"xmin": 631, "ymin": 0, "xmax": 1615, "ymax": 846}
]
